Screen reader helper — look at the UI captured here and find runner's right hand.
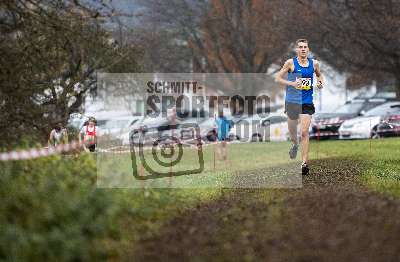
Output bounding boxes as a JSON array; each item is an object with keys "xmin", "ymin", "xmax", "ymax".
[{"xmin": 292, "ymin": 78, "xmax": 302, "ymax": 89}]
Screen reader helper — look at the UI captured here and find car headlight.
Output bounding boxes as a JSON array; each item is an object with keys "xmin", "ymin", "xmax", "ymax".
[
  {"xmin": 330, "ymin": 117, "xmax": 340, "ymax": 124},
  {"xmin": 340, "ymin": 123, "xmax": 353, "ymax": 129}
]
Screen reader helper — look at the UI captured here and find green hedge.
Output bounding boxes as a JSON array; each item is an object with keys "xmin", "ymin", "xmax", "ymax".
[
  {"xmin": 0, "ymin": 154, "xmax": 122, "ymax": 261},
  {"xmin": 0, "ymin": 152, "xmax": 221, "ymax": 261}
]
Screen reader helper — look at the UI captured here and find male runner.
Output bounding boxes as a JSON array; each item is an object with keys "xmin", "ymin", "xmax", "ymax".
[{"xmin": 275, "ymin": 39, "xmax": 323, "ymax": 175}]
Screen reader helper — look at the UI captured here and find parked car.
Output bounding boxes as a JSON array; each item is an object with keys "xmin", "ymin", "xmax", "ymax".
[
  {"xmin": 375, "ymin": 114, "xmax": 400, "ymax": 138},
  {"xmin": 122, "ymin": 115, "xmax": 204, "ymax": 146},
  {"xmin": 198, "ymin": 117, "xmax": 218, "ymax": 142},
  {"xmin": 97, "ymin": 115, "xmax": 142, "ymax": 138},
  {"xmin": 126, "ymin": 117, "xmax": 176, "ymax": 146},
  {"xmin": 338, "ymin": 102, "xmax": 400, "ymax": 139},
  {"xmin": 178, "ymin": 118, "xmax": 207, "ymax": 144},
  {"xmin": 229, "ymin": 113, "xmax": 288, "ymax": 142},
  {"xmin": 310, "ymin": 99, "xmax": 387, "ymax": 139},
  {"xmin": 371, "ymin": 91, "xmax": 397, "ymax": 101},
  {"xmin": 352, "ymin": 91, "xmax": 397, "ymax": 102}
]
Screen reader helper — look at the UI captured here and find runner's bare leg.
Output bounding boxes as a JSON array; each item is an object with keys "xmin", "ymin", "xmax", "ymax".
[
  {"xmin": 288, "ymin": 118, "xmax": 299, "ymax": 144},
  {"xmin": 299, "ymin": 114, "xmax": 312, "ymax": 163}
]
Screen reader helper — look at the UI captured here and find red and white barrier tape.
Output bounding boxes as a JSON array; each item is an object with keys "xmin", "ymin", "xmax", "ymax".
[
  {"xmin": 4, "ymin": 127, "xmax": 398, "ymax": 161},
  {"xmin": 0, "ymin": 141, "xmax": 83, "ymax": 161},
  {"xmin": 0, "ymin": 139, "xmax": 207, "ymax": 161},
  {"xmin": 98, "ymin": 140, "xmax": 206, "ymax": 154},
  {"xmin": 313, "ymin": 120, "xmax": 344, "ymax": 126}
]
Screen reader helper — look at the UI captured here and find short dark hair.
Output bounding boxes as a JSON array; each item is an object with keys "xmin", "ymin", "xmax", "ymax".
[{"xmin": 296, "ymin": 39, "xmax": 308, "ymax": 46}]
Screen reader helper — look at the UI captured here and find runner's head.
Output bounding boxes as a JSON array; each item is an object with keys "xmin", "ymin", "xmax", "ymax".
[
  {"xmin": 295, "ymin": 39, "xmax": 309, "ymax": 59},
  {"xmin": 54, "ymin": 123, "xmax": 62, "ymax": 132},
  {"xmin": 88, "ymin": 117, "xmax": 96, "ymax": 127}
]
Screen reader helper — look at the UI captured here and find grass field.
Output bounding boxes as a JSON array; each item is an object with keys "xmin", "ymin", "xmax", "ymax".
[
  {"xmin": 308, "ymin": 138, "xmax": 400, "ymax": 196},
  {"xmin": 97, "ymin": 138, "xmax": 400, "ymax": 194},
  {"xmin": 1, "ymin": 138, "xmax": 399, "ymax": 260},
  {"xmin": 97, "ymin": 141, "xmax": 302, "ymax": 188}
]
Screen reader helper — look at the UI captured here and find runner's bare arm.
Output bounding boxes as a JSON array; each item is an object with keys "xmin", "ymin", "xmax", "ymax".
[
  {"xmin": 275, "ymin": 59, "xmax": 299, "ymax": 88},
  {"xmin": 48, "ymin": 130, "xmax": 54, "ymax": 146},
  {"xmin": 62, "ymin": 129, "xmax": 68, "ymax": 144},
  {"xmin": 314, "ymin": 60, "xmax": 324, "ymax": 88},
  {"xmin": 78, "ymin": 130, "xmax": 87, "ymax": 150}
]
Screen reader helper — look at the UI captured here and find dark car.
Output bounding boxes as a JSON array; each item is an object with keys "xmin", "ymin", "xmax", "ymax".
[
  {"xmin": 352, "ymin": 91, "xmax": 397, "ymax": 102},
  {"xmin": 129, "ymin": 116, "xmax": 206, "ymax": 147},
  {"xmin": 310, "ymin": 99, "xmax": 387, "ymax": 139},
  {"xmin": 375, "ymin": 114, "xmax": 400, "ymax": 138}
]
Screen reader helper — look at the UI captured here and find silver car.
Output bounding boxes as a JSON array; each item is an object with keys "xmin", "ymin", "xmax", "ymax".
[{"xmin": 339, "ymin": 102, "xmax": 400, "ymax": 139}]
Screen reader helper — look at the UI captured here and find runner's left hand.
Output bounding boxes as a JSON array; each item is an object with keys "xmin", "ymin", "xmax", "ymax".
[{"xmin": 317, "ymin": 80, "xmax": 323, "ymax": 89}]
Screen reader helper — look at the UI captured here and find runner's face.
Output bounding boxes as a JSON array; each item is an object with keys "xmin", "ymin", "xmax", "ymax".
[
  {"xmin": 88, "ymin": 120, "xmax": 95, "ymax": 127},
  {"xmin": 296, "ymin": 42, "xmax": 309, "ymax": 58}
]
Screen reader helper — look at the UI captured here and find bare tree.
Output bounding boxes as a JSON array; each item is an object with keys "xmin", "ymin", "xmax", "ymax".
[
  {"xmin": 289, "ymin": 0, "xmax": 400, "ymax": 96},
  {"xmin": 0, "ymin": 0, "xmax": 141, "ymax": 146},
  {"xmin": 133, "ymin": 0, "xmax": 292, "ymax": 98}
]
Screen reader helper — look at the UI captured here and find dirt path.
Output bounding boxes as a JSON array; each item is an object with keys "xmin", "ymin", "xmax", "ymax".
[{"xmin": 133, "ymin": 159, "xmax": 400, "ymax": 262}]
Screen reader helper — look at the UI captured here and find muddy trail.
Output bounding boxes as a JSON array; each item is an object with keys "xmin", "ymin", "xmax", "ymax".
[{"xmin": 133, "ymin": 159, "xmax": 400, "ymax": 262}]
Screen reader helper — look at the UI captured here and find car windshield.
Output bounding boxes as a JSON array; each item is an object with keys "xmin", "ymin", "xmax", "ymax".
[
  {"xmin": 361, "ymin": 102, "xmax": 382, "ymax": 112},
  {"xmin": 266, "ymin": 115, "xmax": 287, "ymax": 124},
  {"xmin": 373, "ymin": 92, "xmax": 396, "ymax": 99},
  {"xmin": 96, "ymin": 120, "xmax": 108, "ymax": 127},
  {"xmin": 137, "ymin": 117, "xmax": 164, "ymax": 126},
  {"xmin": 364, "ymin": 104, "xmax": 400, "ymax": 116},
  {"xmin": 200, "ymin": 118, "xmax": 216, "ymax": 127},
  {"xmin": 181, "ymin": 117, "xmax": 207, "ymax": 124},
  {"xmin": 104, "ymin": 119, "xmax": 131, "ymax": 129},
  {"xmin": 335, "ymin": 103, "xmax": 364, "ymax": 114},
  {"xmin": 236, "ymin": 114, "xmax": 266, "ymax": 124}
]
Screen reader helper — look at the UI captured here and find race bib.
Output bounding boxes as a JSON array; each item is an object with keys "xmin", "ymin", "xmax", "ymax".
[{"xmin": 299, "ymin": 78, "xmax": 312, "ymax": 90}]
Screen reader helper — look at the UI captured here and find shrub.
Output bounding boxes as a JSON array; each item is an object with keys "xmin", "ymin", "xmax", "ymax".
[{"xmin": 0, "ymin": 154, "xmax": 120, "ymax": 261}]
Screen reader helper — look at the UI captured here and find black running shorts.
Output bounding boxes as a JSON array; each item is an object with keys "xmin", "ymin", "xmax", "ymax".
[
  {"xmin": 285, "ymin": 102, "xmax": 315, "ymax": 120},
  {"xmin": 88, "ymin": 144, "xmax": 96, "ymax": 152}
]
